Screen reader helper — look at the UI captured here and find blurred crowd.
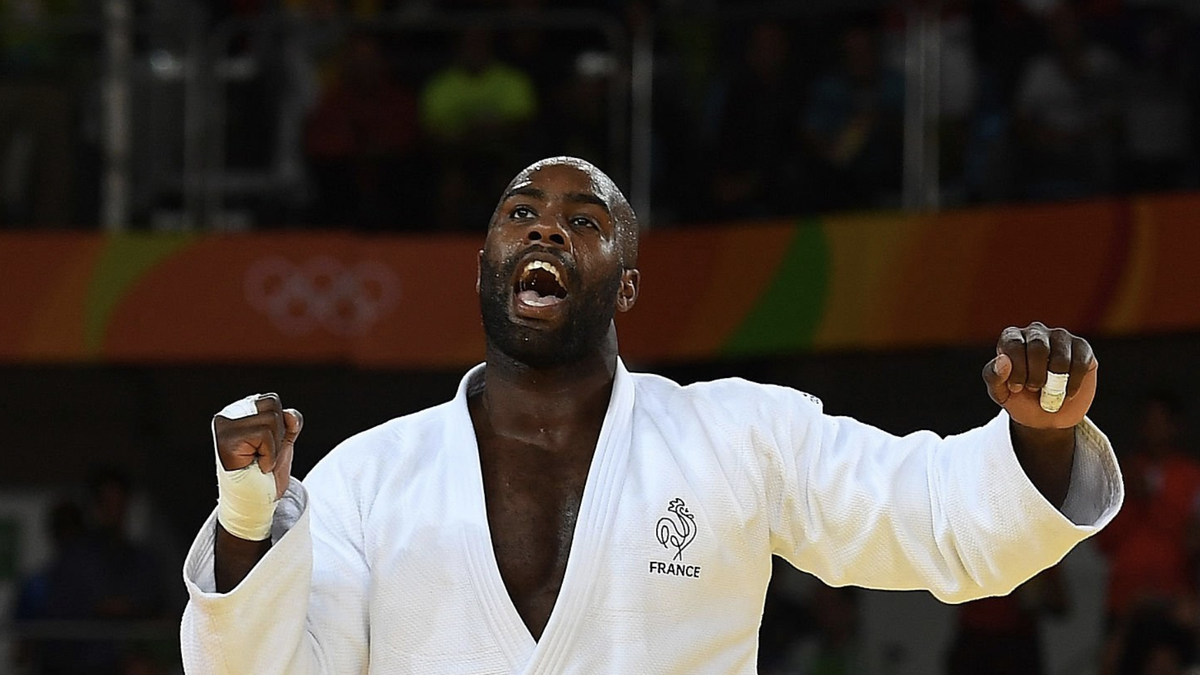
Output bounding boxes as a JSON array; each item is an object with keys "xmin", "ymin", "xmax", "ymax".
[
  {"xmin": 8, "ymin": 468, "xmax": 180, "ymax": 675},
  {"xmin": 1, "ymin": 0, "xmax": 1199, "ymax": 230}
]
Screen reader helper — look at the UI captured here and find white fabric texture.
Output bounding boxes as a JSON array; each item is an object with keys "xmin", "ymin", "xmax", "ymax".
[{"xmin": 181, "ymin": 360, "xmax": 1123, "ymax": 675}]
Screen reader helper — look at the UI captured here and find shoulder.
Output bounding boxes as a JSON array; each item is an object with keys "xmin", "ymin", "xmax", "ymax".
[
  {"xmin": 304, "ymin": 400, "xmax": 457, "ymax": 486},
  {"xmin": 632, "ymin": 371, "xmax": 824, "ymax": 427}
]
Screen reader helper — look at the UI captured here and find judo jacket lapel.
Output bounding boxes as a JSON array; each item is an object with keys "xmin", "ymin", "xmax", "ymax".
[{"xmin": 453, "ymin": 360, "xmax": 637, "ymax": 675}]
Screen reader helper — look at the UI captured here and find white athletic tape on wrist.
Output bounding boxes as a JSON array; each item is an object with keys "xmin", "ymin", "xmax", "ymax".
[
  {"xmin": 213, "ymin": 394, "xmax": 279, "ymax": 541},
  {"xmin": 1039, "ymin": 372, "xmax": 1069, "ymax": 414}
]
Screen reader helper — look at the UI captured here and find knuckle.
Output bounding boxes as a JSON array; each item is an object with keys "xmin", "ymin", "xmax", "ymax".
[
  {"xmin": 1026, "ymin": 336, "xmax": 1050, "ymax": 355},
  {"xmin": 1000, "ymin": 326, "xmax": 1024, "ymax": 339},
  {"xmin": 255, "ymin": 396, "xmax": 281, "ymax": 413},
  {"xmin": 999, "ymin": 334, "xmax": 1025, "ymax": 349}
]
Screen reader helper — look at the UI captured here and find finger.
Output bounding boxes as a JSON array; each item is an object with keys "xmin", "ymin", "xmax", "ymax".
[
  {"xmin": 255, "ymin": 393, "xmax": 285, "ymax": 445},
  {"xmin": 1023, "ymin": 322, "xmax": 1051, "ymax": 391},
  {"xmin": 274, "ymin": 409, "xmax": 302, "ymax": 499},
  {"xmin": 270, "ymin": 409, "xmax": 302, "ymax": 475},
  {"xmin": 254, "ymin": 393, "xmax": 282, "ymax": 415},
  {"xmin": 1047, "ymin": 328, "xmax": 1073, "ymax": 377},
  {"xmin": 1067, "ymin": 337, "xmax": 1097, "ymax": 398},
  {"xmin": 997, "ymin": 326, "xmax": 1028, "ymax": 392},
  {"xmin": 983, "ymin": 353, "xmax": 1013, "ymax": 406},
  {"xmin": 282, "ymin": 408, "xmax": 303, "ymax": 442}
]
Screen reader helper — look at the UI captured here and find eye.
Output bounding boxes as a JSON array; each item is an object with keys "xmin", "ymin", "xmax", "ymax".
[
  {"xmin": 570, "ymin": 216, "xmax": 598, "ymax": 229},
  {"xmin": 511, "ymin": 205, "xmax": 535, "ymax": 219}
]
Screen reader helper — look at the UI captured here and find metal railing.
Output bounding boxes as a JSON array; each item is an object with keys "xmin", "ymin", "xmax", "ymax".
[
  {"xmin": 3, "ymin": 3, "xmax": 947, "ymax": 230},
  {"xmin": 187, "ymin": 9, "xmax": 632, "ymax": 230}
]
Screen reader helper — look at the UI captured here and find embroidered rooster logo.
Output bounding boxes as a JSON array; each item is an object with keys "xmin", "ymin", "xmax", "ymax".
[{"xmin": 656, "ymin": 498, "xmax": 696, "ymax": 560}]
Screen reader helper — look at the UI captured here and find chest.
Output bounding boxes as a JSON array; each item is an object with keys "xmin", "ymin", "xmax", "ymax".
[
  {"xmin": 476, "ymin": 435, "xmax": 594, "ymax": 637},
  {"xmin": 362, "ymin": 415, "xmax": 774, "ymax": 672}
]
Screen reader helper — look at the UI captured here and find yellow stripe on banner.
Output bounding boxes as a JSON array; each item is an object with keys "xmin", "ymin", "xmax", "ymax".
[
  {"xmin": 814, "ymin": 212, "xmax": 921, "ymax": 350},
  {"xmin": 1103, "ymin": 203, "xmax": 1155, "ymax": 333}
]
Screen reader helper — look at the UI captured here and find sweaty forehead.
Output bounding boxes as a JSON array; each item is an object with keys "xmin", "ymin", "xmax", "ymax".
[{"xmin": 506, "ymin": 158, "xmax": 622, "ymax": 208}]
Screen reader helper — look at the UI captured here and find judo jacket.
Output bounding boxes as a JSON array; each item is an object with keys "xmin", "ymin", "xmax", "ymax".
[{"xmin": 182, "ymin": 360, "xmax": 1123, "ymax": 675}]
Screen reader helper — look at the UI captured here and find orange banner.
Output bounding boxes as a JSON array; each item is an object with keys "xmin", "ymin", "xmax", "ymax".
[{"xmin": 2, "ymin": 194, "xmax": 1198, "ymax": 366}]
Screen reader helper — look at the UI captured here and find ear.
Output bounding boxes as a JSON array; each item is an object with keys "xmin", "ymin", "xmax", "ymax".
[
  {"xmin": 616, "ymin": 268, "xmax": 640, "ymax": 313},
  {"xmin": 476, "ymin": 250, "xmax": 483, "ymax": 295}
]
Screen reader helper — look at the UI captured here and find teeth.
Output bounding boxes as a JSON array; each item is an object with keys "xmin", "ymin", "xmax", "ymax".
[{"xmin": 523, "ymin": 260, "xmax": 563, "ymax": 285}]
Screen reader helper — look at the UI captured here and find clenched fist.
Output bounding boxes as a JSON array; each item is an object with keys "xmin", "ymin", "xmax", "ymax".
[
  {"xmin": 983, "ymin": 322, "xmax": 1098, "ymax": 430},
  {"xmin": 212, "ymin": 393, "xmax": 303, "ymax": 541}
]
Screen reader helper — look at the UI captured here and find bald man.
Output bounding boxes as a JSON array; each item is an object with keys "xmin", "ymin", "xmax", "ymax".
[{"xmin": 181, "ymin": 157, "xmax": 1123, "ymax": 675}]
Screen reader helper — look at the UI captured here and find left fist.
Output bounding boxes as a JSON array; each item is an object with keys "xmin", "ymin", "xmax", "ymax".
[{"xmin": 983, "ymin": 322, "xmax": 1098, "ymax": 429}]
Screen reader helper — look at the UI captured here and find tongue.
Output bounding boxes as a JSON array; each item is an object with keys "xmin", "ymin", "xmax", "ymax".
[{"xmin": 518, "ymin": 290, "xmax": 562, "ymax": 307}]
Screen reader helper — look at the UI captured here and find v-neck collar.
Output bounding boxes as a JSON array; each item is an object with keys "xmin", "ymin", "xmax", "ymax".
[{"xmin": 450, "ymin": 358, "xmax": 636, "ymax": 674}]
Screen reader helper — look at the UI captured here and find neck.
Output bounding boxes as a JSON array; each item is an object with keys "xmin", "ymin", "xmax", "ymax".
[{"xmin": 476, "ymin": 332, "xmax": 619, "ymax": 447}]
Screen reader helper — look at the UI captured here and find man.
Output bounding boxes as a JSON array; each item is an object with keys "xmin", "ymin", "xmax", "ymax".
[{"xmin": 181, "ymin": 156, "xmax": 1123, "ymax": 674}]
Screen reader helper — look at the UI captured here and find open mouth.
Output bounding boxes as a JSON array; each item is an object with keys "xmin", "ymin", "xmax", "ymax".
[{"xmin": 513, "ymin": 259, "xmax": 568, "ymax": 308}]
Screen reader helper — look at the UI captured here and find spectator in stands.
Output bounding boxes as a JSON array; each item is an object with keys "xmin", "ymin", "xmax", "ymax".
[
  {"xmin": 800, "ymin": 24, "xmax": 904, "ymax": 212},
  {"xmin": 1107, "ymin": 603, "xmax": 1198, "ymax": 675},
  {"xmin": 1097, "ymin": 390, "xmax": 1200, "ymax": 620},
  {"xmin": 420, "ymin": 26, "xmax": 538, "ymax": 230},
  {"xmin": 540, "ymin": 50, "xmax": 618, "ymax": 170},
  {"xmin": 881, "ymin": 0, "xmax": 979, "ymax": 205},
  {"xmin": 500, "ymin": 0, "xmax": 558, "ymax": 96},
  {"xmin": 1097, "ymin": 390, "xmax": 1200, "ymax": 674},
  {"xmin": 708, "ymin": 21, "xmax": 805, "ymax": 220},
  {"xmin": 304, "ymin": 33, "xmax": 422, "ymax": 231},
  {"xmin": 11, "ymin": 500, "xmax": 86, "ymax": 674},
  {"xmin": 10, "ymin": 469, "xmax": 169, "ymax": 675},
  {"xmin": 1013, "ymin": 2, "xmax": 1124, "ymax": 201},
  {"xmin": 970, "ymin": 0, "xmax": 1043, "ymax": 109},
  {"xmin": 0, "ymin": 0, "xmax": 79, "ymax": 227},
  {"xmin": 945, "ymin": 567, "xmax": 1068, "ymax": 675},
  {"xmin": 1120, "ymin": 8, "xmax": 1195, "ymax": 193}
]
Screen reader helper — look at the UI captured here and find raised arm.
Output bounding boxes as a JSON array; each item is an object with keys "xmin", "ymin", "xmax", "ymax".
[
  {"xmin": 762, "ymin": 324, "xmax": 1120, "ymax": 603},
  {"xmin": 210, "ymin": 394, "xmax": 301, "ymax": 591},
  {"xmin": 181, "ymin": 395, "xmax": 369, "ymax": 675}
]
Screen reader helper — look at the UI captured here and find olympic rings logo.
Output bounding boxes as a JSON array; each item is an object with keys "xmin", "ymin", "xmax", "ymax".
[{"xmin": 245, "ymin": 256, "xmax": 400, "ymax": 336}]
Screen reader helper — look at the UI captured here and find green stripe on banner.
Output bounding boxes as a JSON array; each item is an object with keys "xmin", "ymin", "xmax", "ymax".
[
  {"xmin": 85, "ymin": 234, "xmax": 196, "ymax": 353},
  {"xmin": 723, "ymin": 218, "xmax": 828, "ymax": 355}
]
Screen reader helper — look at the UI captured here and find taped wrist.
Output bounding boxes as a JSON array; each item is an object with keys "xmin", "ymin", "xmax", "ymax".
[{"xmin": 214, "ymin": 394, "xmax": 279, "ymax": 541}]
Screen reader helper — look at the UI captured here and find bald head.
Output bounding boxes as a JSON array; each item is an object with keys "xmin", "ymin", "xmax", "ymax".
[{"xmin": 497, "ymin": 157, "xmax": 639, "ymax": 267}]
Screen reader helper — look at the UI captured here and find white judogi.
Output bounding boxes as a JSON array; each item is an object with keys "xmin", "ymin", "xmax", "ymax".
[{"xmin": 181, "ymin": 360, "xmax": 1123, "ymax": 675}]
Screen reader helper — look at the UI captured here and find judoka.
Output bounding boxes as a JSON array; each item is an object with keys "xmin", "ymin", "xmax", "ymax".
[{"xmin": 181, "ymin": 156, "xmax": 1123, "ymax": 675}]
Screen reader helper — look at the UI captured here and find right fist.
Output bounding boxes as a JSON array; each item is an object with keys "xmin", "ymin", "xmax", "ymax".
[{"xmin": 214, "ymin": 393, "xmax": 303, "ymax": 501}]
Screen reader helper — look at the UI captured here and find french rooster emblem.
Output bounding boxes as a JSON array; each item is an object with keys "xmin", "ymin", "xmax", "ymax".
[{"xmin": 656, "ymin": 498, "xmax": 696, "ymax": 560}]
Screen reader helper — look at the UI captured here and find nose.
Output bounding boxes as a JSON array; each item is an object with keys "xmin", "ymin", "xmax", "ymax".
[{"xmin": 525, "ymin": 218, "xmax": 568, "ymax": 250}]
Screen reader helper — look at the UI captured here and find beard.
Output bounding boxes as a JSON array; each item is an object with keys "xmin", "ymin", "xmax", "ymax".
[{"xmin": 479, "ymin": 248, "xmax": 621, "ymax": 369}]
